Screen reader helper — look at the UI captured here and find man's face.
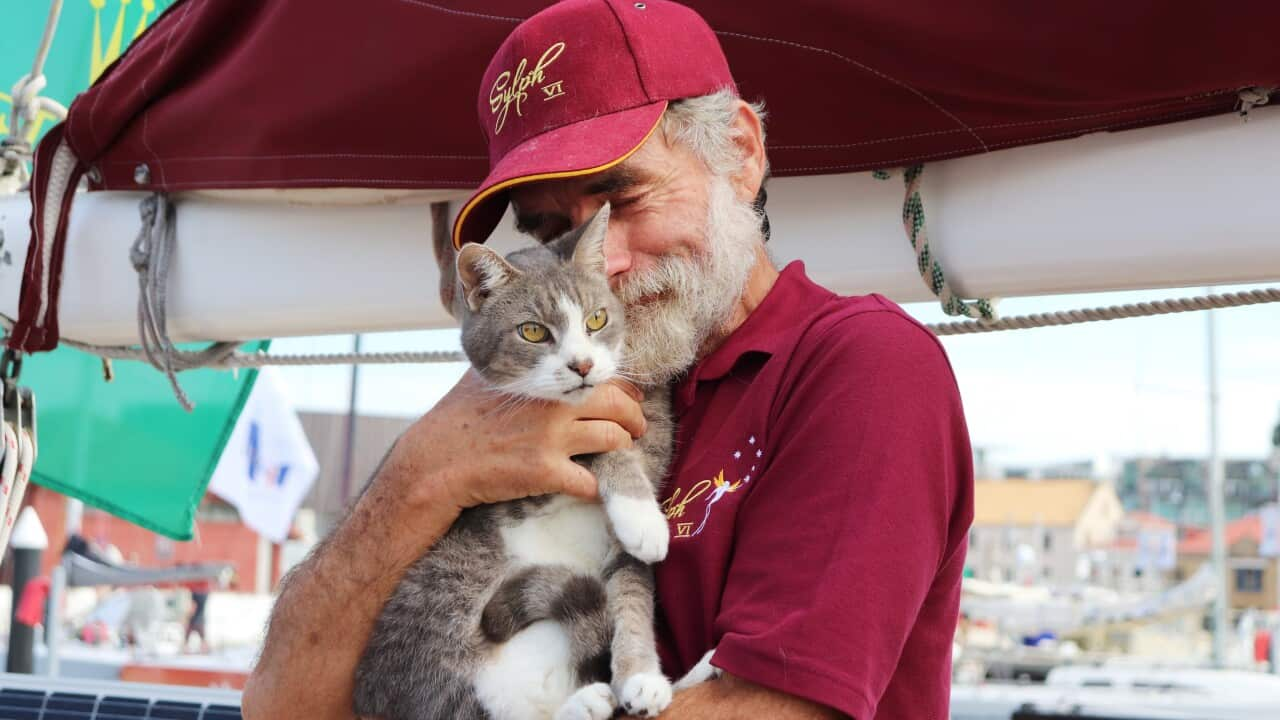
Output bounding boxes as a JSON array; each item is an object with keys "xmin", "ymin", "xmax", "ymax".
[
  {"xmin": 510, "ymin": 129, "xmax": 715, "ymax": 291},
  {"xmin": 509, "ymin": 128, "xmax": 762, "ymax": 383}
]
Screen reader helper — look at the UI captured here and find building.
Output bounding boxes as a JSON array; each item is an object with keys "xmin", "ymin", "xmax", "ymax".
[
  {"xmin": 17, "ymin": 486, "xmax": 275, "ymax": 593},
  {"xmin": 1118, "ymin": 457, "xmax": 1278, "ymax": 526},
  {"xmin": 1099, "ymin": 510, "xmax": 1179, "ymax": 594},
  {"xmin": 968, "ymin": 479, "xmax": 1124, "ymax": 588},
  {"xmin": 1176, "ymin": 511, "xmax": 1280, "ymax": 610}
]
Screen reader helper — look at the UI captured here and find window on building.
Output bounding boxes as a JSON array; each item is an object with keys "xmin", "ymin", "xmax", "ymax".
[
  {"xmin": 1043, "ymin": 533, "xmax": 1052, "ymax": 551},
  {"xmin": 1235, "ymin": 568, "xmax": 1264, "ymax": 593}
]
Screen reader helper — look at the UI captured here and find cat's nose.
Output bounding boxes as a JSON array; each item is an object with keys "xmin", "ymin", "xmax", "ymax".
[{"xmin": 568, "ymin": 359, "xmax": 594, "ymax": 378}]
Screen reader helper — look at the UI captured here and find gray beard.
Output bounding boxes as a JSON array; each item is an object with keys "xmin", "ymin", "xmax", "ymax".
[{"xmin": 617, "ymin": 176, "xmax": 764, "ymax": 385}]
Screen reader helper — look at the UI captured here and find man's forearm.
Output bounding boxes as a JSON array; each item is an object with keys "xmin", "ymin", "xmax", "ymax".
[
  {"xmin": 242, "ymin": 466, "xmax": 459, "ymax": 720},
  {"xmin": 643, "ymin": 674, "xmax": 846, "ymax": 720}
]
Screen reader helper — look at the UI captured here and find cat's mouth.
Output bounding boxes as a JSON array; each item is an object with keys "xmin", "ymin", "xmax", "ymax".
[{"xmin": 564, "ymin": 381, "xmax": 594, "ymax": 395}]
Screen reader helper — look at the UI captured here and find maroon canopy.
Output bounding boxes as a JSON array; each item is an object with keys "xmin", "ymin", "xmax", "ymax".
[{"xmin": 12, "ymin": 0, "xmax": 1280, "ymax": 352}]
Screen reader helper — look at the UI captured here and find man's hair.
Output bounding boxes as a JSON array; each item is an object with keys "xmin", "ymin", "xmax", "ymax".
[
  {"xmin": 661, "ymin": 89, "xmax": 771, "ymax": 240},
  {"xmin": 661, "ymin": 89, "xmax": 768, "ymax": 179}
]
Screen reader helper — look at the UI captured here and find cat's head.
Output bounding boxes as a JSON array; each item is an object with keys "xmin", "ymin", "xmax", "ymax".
[{"xmin": 455, "ymin": 205, "xmax": 626, "ymax": 403}]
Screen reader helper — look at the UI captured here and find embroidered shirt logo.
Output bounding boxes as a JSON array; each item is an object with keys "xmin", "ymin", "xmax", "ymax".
[
  {"xmin": 662, "ymin": 434, "xmax": 762, "ymax": 539},
  {"xmin": 489, "ymin": 41, "xmax": 567, "ymax": 135}
]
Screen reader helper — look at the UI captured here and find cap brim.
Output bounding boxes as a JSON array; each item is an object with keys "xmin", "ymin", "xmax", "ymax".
[{"xmin": 452, "ymin": 100, "xmax": 668, "ymax": 249}]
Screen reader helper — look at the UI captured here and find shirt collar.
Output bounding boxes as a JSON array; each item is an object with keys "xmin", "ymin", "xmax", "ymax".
[{"xmin": 674, "ymin": 261, "xmax": 831, "ymax": 408}]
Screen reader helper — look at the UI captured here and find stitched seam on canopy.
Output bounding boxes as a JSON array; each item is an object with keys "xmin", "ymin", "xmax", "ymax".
[
  {"xmin": 140, "ymin": 0, "xmax": 201, "ymax": 187},
  {"xmin": 84, "ymin": 0, "xmax": 186, "ymax": 150},
  {"xmin": 770, "ymin": 89, "xmax": 1237, "ymax": 150},
  {"xmin": 391, "ymin": 0, "xmax": 524, "ymax": 24},
  {"xmin": 714, "ymin": 29, "xmax": 989, "ymax": 153},
  {"xmin": 774, "ymin": 105, "xmax": 1218, "ymax": 173},
  {"xmin": 102, "ymin": 153, "xmax": 488, "ymax": 162}
]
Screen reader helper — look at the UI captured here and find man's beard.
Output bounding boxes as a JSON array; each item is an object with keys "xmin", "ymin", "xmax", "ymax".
[{"xmin": 616, "ymin": 175, "xmax": 764, "ymax": 385}]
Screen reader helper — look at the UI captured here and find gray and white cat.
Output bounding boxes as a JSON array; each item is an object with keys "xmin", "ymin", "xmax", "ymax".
[{"xmin": 353, "ymin": 206, "xmax": 675, "ymax": 720}]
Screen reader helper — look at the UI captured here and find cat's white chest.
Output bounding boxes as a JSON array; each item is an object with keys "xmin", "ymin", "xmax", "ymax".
[{"xmin": 500, "ymin": 496, "xmax": 611, "ymax": 573}]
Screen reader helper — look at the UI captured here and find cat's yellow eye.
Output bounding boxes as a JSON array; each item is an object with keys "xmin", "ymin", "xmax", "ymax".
[
  {"xmin": 517, "ymin": 322, "xmax": 549, "ymax": 343},
  {"xmin": 585, "ymin": 309, "xmax": 608, "ymax": 332}
]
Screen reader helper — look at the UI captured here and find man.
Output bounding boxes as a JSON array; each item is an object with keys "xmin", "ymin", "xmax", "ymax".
[{"xmin": 243, "ymin": 1, "xmax": 972, "ymax": 718}]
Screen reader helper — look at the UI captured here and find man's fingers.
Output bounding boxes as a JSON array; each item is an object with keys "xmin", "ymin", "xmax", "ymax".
[
  {"xmin": 579, "ymin": 384, "xmax": 647, "ymax": 438},
  {"xmin": 555, "ymin": 462, "xmax": 600, "ymax": 501},
  {"xmin": 566, "ymin": 419, "xmax": 634, "ymax": 456},
  {"xmin": 608, "ymin": 378, "xmax": 643, "ymax": 402}
]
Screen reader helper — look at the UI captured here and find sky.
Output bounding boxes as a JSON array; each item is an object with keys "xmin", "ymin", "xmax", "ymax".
[{"xmin": 271, "ymin": 282, "xmax": 1280, "ymax": 475}]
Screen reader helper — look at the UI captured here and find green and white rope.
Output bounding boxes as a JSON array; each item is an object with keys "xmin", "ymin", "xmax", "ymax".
[
  {"xmin": 876, "ymin": 165, "xmax": 1000, "ymax": 323},
  {"xmin": 926, "ymin": 287, "xmax": 1280, "ymax": 336}
]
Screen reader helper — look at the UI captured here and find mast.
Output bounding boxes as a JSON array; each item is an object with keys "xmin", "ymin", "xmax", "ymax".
[{"xmin": 1206, "ymin": 293, "xmax": 1229, "ymax": 667}]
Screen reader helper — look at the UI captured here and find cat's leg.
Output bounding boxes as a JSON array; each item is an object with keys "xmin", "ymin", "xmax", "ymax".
[
  {"xmin": 604, "ymin": 552, "xmax": 672, "ymax": 718},
  {"xmin": 482, "ymin": 567, "xmax": 618, "ymax": 720},
  {"xmin": 672, "ymin": 648, "xmax": 723, "ymax": 691},
  {"xmin": 593, "ymin": 448, "xmax": 670, "ymax": 562}
]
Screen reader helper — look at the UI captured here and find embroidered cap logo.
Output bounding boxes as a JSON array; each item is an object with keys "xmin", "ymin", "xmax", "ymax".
[{"xmin": 489, "ymin": 41, "xmax": 567, "ymax": 135}]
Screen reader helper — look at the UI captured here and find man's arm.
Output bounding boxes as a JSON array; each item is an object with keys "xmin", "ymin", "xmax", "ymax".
[
  {"xmin": 242, "ymin": 373, "xmax": 647, "ymax": 719},
  {"xmin": 644, "ymin": 674, "xmax": 845, "ymax": 720}
]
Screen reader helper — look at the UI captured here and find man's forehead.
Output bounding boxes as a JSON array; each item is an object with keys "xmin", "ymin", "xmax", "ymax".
[{"xmin": 511, "ymin": 164, "xmax": 647, "ymax": 209}]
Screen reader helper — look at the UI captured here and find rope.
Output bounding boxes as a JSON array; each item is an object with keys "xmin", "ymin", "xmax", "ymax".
[
  {"xmin": 130, "ymin": 194, "xmax": 239, "ymax": 410},
  {"xmin": 1, "ymin": 0, "xmax": 68, "ymax": 189},
  {"xmin": 1237, "ymin": 86, "xmax": 1274, "ymax": 119},
  {"xmin": 926, "ymin": 287, "xmax": 1280, "ymax": 336},
  {"xmin": 876, "ymin": 165, "xmax": 1000, "ymax": 323},
  {"xmin": 3, "ymin": 287, "xmax": 1279, "ymax": 366}
]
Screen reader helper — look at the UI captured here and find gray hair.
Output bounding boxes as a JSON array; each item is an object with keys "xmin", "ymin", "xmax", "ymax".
[
  {"xmin": 661, "ymin": 89, "xmax": 768, "ymax": 179},
  {"xmin": 661, "ymin": 89, "xmax": 771, "ymax": 240}
]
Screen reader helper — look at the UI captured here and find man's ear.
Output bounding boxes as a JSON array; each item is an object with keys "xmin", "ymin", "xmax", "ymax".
[
  {"xmin": 729, "ymin": 100, "xmax": 767, "ymax": 203},
  {"xmin": 456, "ymin": 244, "xmax": 520, "ymax": 312},
  {"xmin": 570, "ymin": 202, "xmax": 610, "ymax": 275}
]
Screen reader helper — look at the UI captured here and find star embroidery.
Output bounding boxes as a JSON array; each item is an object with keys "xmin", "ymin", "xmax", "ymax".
[
  {"xmin": 733, "ymin": 451, "xmax": 741, "ymax": 459},
  {"xmin": 755, "ymin": 449, "xmax": 763, "ymax": 458},
  {"xmin": 748, "ymin": 436, "xmax": 756, "ymax": 445}
]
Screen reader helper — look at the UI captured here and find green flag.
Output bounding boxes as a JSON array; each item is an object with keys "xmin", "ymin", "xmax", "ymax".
[{"xmin": 4, "ymin": 0, "xmax": 266, "ymax": 540}]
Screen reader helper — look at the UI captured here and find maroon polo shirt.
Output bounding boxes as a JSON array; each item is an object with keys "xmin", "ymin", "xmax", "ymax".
[{"xmin": 653, "ymin": 262, "xmax": 974, "ymax": 720}]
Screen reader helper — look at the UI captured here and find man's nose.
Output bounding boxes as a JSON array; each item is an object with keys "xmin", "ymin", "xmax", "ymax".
[{"xmin": 602, "ymin": 226, "xmax": 632, "ymax": 280}]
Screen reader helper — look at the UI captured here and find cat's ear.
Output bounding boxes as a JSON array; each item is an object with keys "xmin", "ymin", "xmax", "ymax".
[
  {"xmin": 571, "ymin": 202, "xmax": 610, "ymax": 275},
  {"xmin": 456, "ymin": 244, "xmax": 520, "ymax": 311}
]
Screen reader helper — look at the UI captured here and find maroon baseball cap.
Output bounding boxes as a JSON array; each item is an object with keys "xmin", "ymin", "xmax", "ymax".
[{"xmin": 451, "ymin": 0, "xmax": 736, "ymax": 249}]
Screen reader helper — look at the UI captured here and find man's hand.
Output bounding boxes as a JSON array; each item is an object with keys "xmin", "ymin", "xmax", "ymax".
[
  {"xmin": 388, "ymin": 370, "xmax": 646, "ymax": 511},
  {"xmin": 244, "ymin": 373, "xmax": 645, "ymax": 720}
]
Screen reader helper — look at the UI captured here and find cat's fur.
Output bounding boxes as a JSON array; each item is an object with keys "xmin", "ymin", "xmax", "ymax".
[{"xmin": 353, "ymin": 206, "xmax": 675, "ymax": 720}]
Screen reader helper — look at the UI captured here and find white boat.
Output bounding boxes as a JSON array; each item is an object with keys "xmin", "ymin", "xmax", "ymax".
[{"xmin": 3, "ymin": 109, "xmax": 1279, "ymax": 346}]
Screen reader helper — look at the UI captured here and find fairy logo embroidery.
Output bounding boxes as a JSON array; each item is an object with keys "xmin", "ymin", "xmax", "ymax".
[
  {"xmin": 662, "ymin": 434, "xmax": 763, "ymax": 539},
  {"xmin": 489, "ymin": 41, "xmax": 567, "ymax": 135}
]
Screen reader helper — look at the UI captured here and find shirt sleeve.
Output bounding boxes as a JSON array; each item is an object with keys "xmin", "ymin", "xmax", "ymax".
[{"xmin": 709, "ymin": 308, "xmax": 972, "ymax": 719}]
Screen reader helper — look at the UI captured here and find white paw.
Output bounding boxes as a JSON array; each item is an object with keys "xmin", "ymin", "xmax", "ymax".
[
  {"xmin": 553, "ymin": 682, "xmax": 616, "ymax": 720},
  {"xmin": 672, "ymin": 648, "xmax": 722, "ymax": 692},
  {"xmin": 607, "ymin": 496, "xmax": 670, "ymax": 562},
  {"xmin": 617, "ymin": 672, "xmax": 672, "ymax": 718}
]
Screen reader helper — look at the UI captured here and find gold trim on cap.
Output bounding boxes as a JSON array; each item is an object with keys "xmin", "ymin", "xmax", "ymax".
[{"xmin": 452, "ymin": 103, "xmax": 668, "ymax": 249}]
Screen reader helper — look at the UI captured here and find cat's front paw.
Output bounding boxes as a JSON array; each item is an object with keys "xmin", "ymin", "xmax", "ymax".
[
  {"xmin": 617, "ymin": 672, "xmax": 672, "ymax": 718},
  {"xmin": 607, "ymin": 496, "xmax": 670, "ymax": 562},
  {"xmin": 554, "ymin": 682, "xmax": 616, "ymax": 720}
]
